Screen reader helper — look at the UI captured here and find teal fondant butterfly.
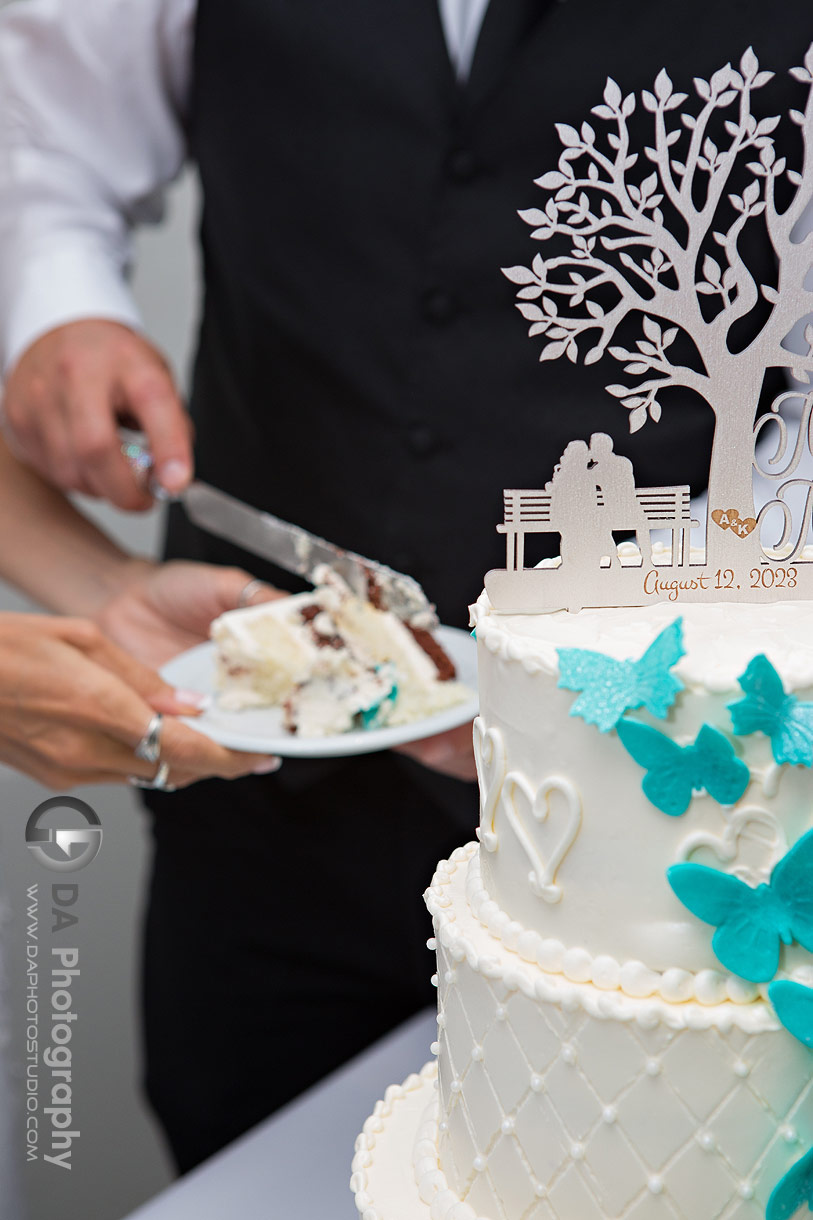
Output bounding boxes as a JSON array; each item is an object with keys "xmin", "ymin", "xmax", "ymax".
[
  {"xmin": 769, "ymin": 979, "xmax": 813, "ymax": 1049},
  {"xmin": 616, "ymin": 719, "xmax": 749, "ymax": 817},
  {"xmin": 667, "ymin": 829, "xmax": 813, "ymax": 982},
  {"xmin": 767, "ymin": 1146, "xmax": 813, "ymax": 1220},
  {"xmin": 728, "ymin": 654, "xmax": 813, "ymax": 767},
  {"xmin": 557, "ymin": 618, "xmax": 684, "ymax": 732}
]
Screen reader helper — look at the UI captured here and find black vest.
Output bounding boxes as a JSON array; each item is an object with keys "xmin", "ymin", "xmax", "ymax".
[{"xmin": 172, "ymin": 0, "xmax": 809, "ymax": 626}]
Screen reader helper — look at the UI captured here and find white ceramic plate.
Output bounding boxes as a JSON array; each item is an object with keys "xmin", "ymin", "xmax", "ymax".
[{"xmin": 159, "ymin": 625, "xmax": 478, "ymax": 757}]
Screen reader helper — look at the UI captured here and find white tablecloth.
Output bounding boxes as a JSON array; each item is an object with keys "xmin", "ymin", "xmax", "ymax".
[{"xmin": 123, "ymin": 1008, "xmax": 436, "ymax": 1219}]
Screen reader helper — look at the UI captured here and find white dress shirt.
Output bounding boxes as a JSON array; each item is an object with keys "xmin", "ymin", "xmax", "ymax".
[{"xmin": 0, "ymin": 0, "xmax": 490, "ymax": 374}]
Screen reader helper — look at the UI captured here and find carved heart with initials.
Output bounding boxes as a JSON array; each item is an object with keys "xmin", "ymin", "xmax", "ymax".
[
  {"xmin": 499, "ymin": 771, "xmax": 583, "ymax": 904},
  {"xmin": 473, "ymin": 717, "xmax": 505, "ymax": 853},
  {"xmin": 711, "ymin": 507, "xmax": 756, "ymax": 536}
]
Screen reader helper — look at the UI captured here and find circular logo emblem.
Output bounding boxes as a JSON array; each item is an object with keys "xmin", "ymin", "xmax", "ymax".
[{"xmin": 25, "ymin": 797, "xmax": 103, "ymax": 873}]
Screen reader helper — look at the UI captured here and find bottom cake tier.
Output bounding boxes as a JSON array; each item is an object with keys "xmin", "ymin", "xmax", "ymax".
[
  {"xmin": 352, "ymin": 846, "xmax": 813, "ymax": 1220},
  {"xmin": 351, "ymin": 1062, "xmax": 437, "ymax": 1220}
]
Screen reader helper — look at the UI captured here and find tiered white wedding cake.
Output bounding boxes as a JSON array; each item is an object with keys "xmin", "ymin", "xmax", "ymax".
[
  {"xmin": 353, "ymin": 43, "xmax": 813, "ymax": 1219},
  {"xmin": 351, "ymin": 596, "xmax": 813, "ymax": 1219}
]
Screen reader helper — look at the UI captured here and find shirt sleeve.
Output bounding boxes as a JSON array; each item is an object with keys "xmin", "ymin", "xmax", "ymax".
[{"xmin": 0, "ymin": 0, "xmax": 195, "ymax": 374}]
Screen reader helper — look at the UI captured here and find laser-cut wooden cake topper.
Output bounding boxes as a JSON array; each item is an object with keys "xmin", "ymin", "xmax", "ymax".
[{"xmin": 486, "ymin": 46, "xmax": 813, "ymax": 613}]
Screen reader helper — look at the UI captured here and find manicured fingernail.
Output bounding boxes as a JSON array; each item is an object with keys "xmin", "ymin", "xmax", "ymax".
[
  {"xmin": 159, "ymin": 459, "xmax": 191, "ymax": 491},
  {"xmin": 252, "ymin": 757, "xmax": 282, "ymax": 774},
  {"xmin": 174, "ymin": 689, "xmax": 211, "ymax": 710}
]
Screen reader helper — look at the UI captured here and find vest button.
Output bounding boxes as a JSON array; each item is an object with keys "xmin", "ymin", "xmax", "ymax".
[
  {"xmin": 408, "ymin": 425, "xmax": 438, "ymax": 456},
  {"xmin": 447, "ymin": 148, "xmax": 479, "ymax": 183},
  {"xmin": 421, "ymin": 289, "xmax": 458, "ymax": 324}
]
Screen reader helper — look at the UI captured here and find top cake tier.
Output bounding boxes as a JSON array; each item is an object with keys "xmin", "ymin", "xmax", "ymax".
[{"xmin": 470, "ymin": 593, "xmax": 813, "ymax": 988}]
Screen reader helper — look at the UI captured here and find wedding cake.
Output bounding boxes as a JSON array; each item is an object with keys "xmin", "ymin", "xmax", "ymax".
[
  {"xmin": 351, "ymin": 593, "xmax": 813, "ymax": 1219},
  {"xmin": 352, "ymin": 44, "xmax": 813, "ymax": 1219}
]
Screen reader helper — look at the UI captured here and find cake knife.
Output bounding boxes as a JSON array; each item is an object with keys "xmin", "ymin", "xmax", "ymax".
[{"xmin": 120, "ymin": 433, "xmax": 439, "ymax": 628}]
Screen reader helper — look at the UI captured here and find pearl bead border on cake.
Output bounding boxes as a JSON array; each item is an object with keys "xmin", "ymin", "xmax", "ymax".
[
  {"xmin": 431, "ymin": 845, "xmax": 782, "ymax": 1031},
  {"xmin": 350, "ymin": 1062, "xmax": 489, "ymax": 1220},
  {"xmin": 464, "ymin": 848, "xmax": 813, "ymax": 1007}
]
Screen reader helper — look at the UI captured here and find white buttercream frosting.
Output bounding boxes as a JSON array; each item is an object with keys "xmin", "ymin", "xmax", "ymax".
[
  {"xmin": 350, "ymin": 1062, "xmax": 439, "ymax": 1220},
  {"xmin": 469, "ymin": 591, "xmax": 813, "ymax": 977},
  {"xmin": 349, "ymin": 843, "xmax": 813, "ymax": 1220},
  {"xmin": 426, "ymin": 846, "xmax": 779, "ymax": 1032},
  {"xmin": 427, "ymin": 849, "xmax": 813, "ymax": 1220},
  {"xmin": 461, "ymin": 847, "xmax": 793, "ymax": 1005},
  {"xmin": 471, "ymin": 591, "xmax": 813, "ymax": 693},
  {"xmin": 351, "ymin": 573, "xmax": 813, "ymax": 1220}
]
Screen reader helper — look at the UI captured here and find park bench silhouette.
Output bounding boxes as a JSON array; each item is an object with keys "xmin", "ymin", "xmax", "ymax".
[{"xmin": 497, "ymin": 485, "xmax": 697, "ymax": 571}]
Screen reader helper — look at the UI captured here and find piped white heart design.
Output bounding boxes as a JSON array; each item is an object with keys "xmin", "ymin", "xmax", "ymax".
[
  {"xmin": 677, "ymin": 805, "xmax": 787, "ymax": 884},
  {"xmin": 473, "ymin": 717, "xmax": 505, "ymax": 853},
  {"xmin": 499, "ymin": 771, "xmax": 583, "ymax": 904}
]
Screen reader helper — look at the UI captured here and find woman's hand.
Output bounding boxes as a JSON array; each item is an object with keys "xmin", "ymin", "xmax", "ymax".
[
  {"xmin": 94, "ymin": 559, "xmax": 284, "ymax": 668},
  {"xmin": 0, "ymin": 614, "xmax": 279, "ymax": 790}
]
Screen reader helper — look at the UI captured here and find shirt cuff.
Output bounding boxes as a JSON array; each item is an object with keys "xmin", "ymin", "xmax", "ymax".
[{"xmin": 1, "ymin": 241, "xmax": 144, "ymax": 376}]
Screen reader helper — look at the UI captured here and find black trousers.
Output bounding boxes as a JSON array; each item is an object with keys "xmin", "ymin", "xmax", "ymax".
[{"xmin": 140, "ymin": 750, "xmax": 477, "ymax": 1173}]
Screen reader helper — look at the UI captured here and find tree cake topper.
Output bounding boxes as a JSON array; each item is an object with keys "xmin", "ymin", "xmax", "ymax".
[{"xmin": 486, "ymin": 45, "xmax": 813, "ymax": 613}]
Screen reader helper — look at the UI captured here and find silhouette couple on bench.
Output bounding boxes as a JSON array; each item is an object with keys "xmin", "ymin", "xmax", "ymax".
[{"xmin": 546, "ymin": 432, "xmax": 651, "ymax": 570}]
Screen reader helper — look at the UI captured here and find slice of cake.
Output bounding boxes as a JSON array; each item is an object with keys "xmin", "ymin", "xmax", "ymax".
[{"xmin": 211, "ymin": 567, "xmax": 469, "ymax": 735}]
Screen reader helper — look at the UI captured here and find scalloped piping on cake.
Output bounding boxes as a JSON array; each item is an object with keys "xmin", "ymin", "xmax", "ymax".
[
  {"xmin": 350, "ymin": 1062, "xmax": 437, "ymax": 1220},
  {"xmin": 349, "ymin": 1063, "xmax": 487, "ymax": 1220},
  {"xmin": 412, "ymin": 1087, "xmax": 488, "ymax": 1220},
  {"xmin": 426, "ymin": 845, "xmax": 783, "ymax": 1033},
  {"xmin": 464, "ymin": 845, "xmax": 813, "ymax": 1006}
]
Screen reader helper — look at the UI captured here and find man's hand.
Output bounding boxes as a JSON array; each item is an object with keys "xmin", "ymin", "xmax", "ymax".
[
  {"xmin": 94, "ymin": 559, "xmax": 285, "ymax": 668},
  {"xmin": 2, "ymin": 320, "xmax": 193, "ymax": 509},
  {"xmin": 395, "ymin": 721, "xmax": 476, "ymax": 782}
]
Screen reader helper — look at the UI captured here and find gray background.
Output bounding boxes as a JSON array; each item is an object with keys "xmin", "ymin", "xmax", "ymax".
[{"xmin": 0, "ymin": 167, "xmax": 201, "ymax": 1219}]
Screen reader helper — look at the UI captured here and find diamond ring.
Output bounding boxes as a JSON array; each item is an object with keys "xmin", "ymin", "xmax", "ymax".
[{"xmin": 134, "ymin": 713, "xmax": 163, "ymax": 764}]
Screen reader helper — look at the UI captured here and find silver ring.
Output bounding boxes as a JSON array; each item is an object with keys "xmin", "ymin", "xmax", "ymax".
[
  {"xmin": 237, "ymin": 579, "xmax": 264, "ymax": 609},
  {"xmin": 134, "ymin": 713, "xmax": 163, "ymax": 764},
  {"xmin": 128, "ymin": 761, "xmax": 175, "ymax": 792}
]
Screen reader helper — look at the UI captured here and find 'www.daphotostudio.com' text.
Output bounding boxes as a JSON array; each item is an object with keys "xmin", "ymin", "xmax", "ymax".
[{"xmin": 25, "ymin": 882, "xmax": 82, "ymax": 1169}]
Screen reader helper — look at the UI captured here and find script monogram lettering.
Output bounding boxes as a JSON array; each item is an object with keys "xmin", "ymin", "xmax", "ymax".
[{"xmin": 754, "ymin": 388, "xmax": 813, "ymax": 562}]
